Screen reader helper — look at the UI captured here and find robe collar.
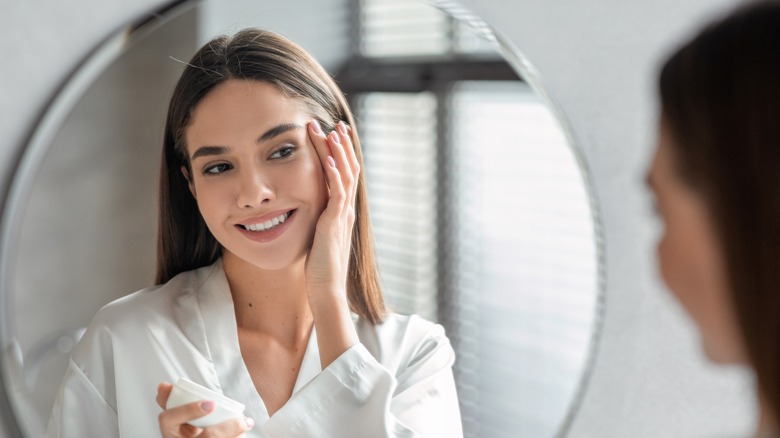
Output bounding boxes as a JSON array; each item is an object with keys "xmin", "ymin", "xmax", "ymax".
[{"xmin": 196, "ymin": 259, "xmax": 322, "ymax": 424}]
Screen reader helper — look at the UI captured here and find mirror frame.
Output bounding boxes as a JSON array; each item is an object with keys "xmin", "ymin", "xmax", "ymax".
[
  {"xmin": 0, "ymin": 2, "xmax": 196, "ymax": 435},
  {"xmin": 0, "ymin": 1, "xmax": 606, "ymax": 436}
]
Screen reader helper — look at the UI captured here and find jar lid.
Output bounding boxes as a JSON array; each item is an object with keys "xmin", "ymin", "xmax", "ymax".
[{"xmin": 174, "ymin": 378, "xmax": 246, "ymax": 413}]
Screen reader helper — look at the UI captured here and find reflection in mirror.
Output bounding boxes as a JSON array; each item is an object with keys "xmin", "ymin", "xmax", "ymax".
[{"xmin": 1, "ymin": 0, "xmax": 602, "ymax": 437}]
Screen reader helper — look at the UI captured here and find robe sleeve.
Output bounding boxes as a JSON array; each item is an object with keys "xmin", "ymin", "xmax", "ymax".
[
  {"xmin": 46, "ymin": 358, "xmax": 119, "ymax": 438},
  {"xmin": 261, "ymin": 325, "xmax": 462, "ymax": 438}
]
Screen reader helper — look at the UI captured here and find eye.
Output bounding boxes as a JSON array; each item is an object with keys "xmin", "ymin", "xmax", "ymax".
[
  {"xmin": 203, "ymin": 163, "xmax": 232, "ymax": 175},
  {"xmin": 270, "ymin": 145, "xmax": 296, "ymax": 159}
]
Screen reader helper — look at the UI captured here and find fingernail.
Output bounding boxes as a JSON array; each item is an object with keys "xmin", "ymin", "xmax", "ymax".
[
  {"xmin": 338, "ymin": 121, "xmax": 348, "ymax": 135},
  {"xmin": 327, "ymin": 156, "xmax": 336, "ymax": 168},
  {"xmin": 331, "ymin": 131, "xmax": 340, "ymax": 143},
  {"xmin": 201, "ymin": 401, "xmax": 215, "ymax": 412},
  {"xmin": 245, "ymin": 417, "xmax": 255, "ymax": 429},
  {"xmin": 311, "ymin": 119, "xmax": 322, "ymax": 134}
]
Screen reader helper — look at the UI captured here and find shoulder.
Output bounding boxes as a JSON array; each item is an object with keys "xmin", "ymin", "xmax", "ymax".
[
  {"xmin": 67, "ymin": 263, "xmax": 221, "ymax": 395},
  {"xmin": 87, "ymin": 262, "xmax": 218, "ymax": 331},
  {"xmin": 70, "ymin": 262, "xmax": 220, "ymax": 366}
]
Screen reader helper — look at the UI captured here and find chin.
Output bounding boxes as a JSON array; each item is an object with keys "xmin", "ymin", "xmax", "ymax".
[
  {"xmin": 218, "ymin": 223, "xmax": 314, "ymax": 271},
  {"xmin": 250, "ymin": 257, "xmax": 301, "ymax": 271},
  {"xmin": 236, "ymin": 248, "xmax": 307, "ymax": 271}
]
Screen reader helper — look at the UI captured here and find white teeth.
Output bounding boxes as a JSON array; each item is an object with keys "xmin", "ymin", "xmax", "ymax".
[{"xmin": 243, "ymin": 212, "xmax": 291, "ymax": 232}]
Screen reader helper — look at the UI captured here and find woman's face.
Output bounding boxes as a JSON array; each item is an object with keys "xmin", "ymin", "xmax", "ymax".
[
  {"xmin": 649, "ymin": 120, "xmax": 746, "ymax": 363},
  {"xmin": 184, "ymin": 79, "xmax": 329, "ymax": 270}
]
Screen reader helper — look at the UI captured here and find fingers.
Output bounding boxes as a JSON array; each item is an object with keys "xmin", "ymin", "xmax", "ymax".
[
  {"xmin": 307, "ymin": 119, "xmax": 359, "ymax": 215},
  {"xmin": 322, "ymin": 148, "xmax": 348, "ymax": 218},
  {"xmin": 337, "ymin": 121, "xmax": 361, "ymax": 184},
  {"xmin": 158, "ymin": 399, "xmax": 213, "ymax": 436},
  {"xmin": 308, "ymin": 119, "xmax": 332, "ymax": 175},
  {"xmin": 333, "ymin": 122, "xmax": 360, "ymax": 205},
  {"xmin": 199, "ymin": 417, "xmax": 255, "ymax": 438},
  {"xmin": 328, "ymin": 129, "xmax": 354, "ymax": 208},
  {"xmin": 157, "ymin": 382, "xmax": 173, "ymax": 410},
  {"xmin": 308, "ymin": 120, "xmax": 359, "ymax": 180},
  {"xmin": 157, "ymin": 382, "xmax": 254, "ymax": 438}
]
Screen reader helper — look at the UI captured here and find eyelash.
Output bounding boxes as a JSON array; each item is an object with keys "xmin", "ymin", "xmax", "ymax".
[
  {"xmin": 203, "ymin": 163, "xmax": 232, "ymax": 176},
  {"xmin": 270, "ymin": 145, "xmax": 296, "ymax": 159},
  {"xmin": 201, "ymin": 145, "xmax": 297, "ymax": 176}
]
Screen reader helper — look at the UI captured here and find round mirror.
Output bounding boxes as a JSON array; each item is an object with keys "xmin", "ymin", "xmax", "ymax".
[{"xmin": 0, "ymin": 0, "xmax": 604, "ymax": 436}]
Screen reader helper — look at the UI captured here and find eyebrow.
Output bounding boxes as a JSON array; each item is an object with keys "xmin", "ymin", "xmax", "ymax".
[
  {"xmin": 191, "ymin": 145, "xmax": 229, "ymax": 161},
  {"xmin": 190, "ymin": 123, "xmax": 304, "ymax": 161},
  {"xmin": 258, "ymin": 123, "xmax": 303, "ymax": 143}
]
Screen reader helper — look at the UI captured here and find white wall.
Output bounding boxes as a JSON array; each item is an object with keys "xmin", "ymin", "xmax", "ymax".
[
  {"xmin": 0, "ymin": 0, "xmax": 756, "ymax": 436},
  {"xmin": 198, "ymin": 0, "xmax": 351, "ymax": 72}
]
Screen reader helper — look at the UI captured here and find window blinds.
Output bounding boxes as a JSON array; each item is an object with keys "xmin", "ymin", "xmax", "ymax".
[
  {"xmin": 359, "ymin": 0, "xmax": 452, "ymax": 56},
  {"xmin": 357, "ymin": 92, "xmax": 440, "ymax": 322},
  {"xmin": 447, "ymin": 82, "xmax": 598, "ymax": 437}
]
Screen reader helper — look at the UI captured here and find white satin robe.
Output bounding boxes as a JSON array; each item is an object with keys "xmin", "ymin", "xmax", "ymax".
[{"xmin": 47, "ymin": 260, "xmax": 463, "ymax": 437}]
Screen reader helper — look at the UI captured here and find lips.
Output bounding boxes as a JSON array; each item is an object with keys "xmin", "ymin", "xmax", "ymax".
[
  {"xmin": 234, "ymin": 209, "xmax": 297, "ymax": 243},
  {"xmin": 239, "ymin": 210, "xmax": 293, "ymax": 232}
]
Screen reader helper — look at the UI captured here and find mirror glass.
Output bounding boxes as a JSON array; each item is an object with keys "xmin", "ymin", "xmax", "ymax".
[{"xmin": 0, "ymin": 0, "xmax": 603, "ymax": 436}]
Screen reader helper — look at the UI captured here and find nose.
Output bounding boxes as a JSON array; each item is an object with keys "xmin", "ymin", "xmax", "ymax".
[{"xmin": 236, "ymin": 168, "xmax": 275, "ymax": 208}]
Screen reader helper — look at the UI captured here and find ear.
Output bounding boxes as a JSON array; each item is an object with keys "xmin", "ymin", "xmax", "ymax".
[{"xmin": 181, "ymin": 166, "xmax": 196, "ymax": 199}]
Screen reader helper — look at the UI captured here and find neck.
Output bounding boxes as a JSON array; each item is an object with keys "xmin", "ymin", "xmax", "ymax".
[
  {"xmin": 222, "ymin": 251, "xmax": 313, "ymax": 346},
  {"xmin": 757, "ymin": 390, "xmax": 778, "ymax": 438}
]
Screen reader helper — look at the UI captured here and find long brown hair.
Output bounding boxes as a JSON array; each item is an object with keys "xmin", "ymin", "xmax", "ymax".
[
  {"xmin": 659, "ymin": 0, "xmax": 780, "ymax": 420},
  {"xmin": 156, "ymin": 29, "xmax": 385, "ymax": 323}
]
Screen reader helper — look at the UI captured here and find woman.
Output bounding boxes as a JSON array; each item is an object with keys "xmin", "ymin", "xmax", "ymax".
[
  {"xmin": 47, "ymin": 29, "xmax": 462, "ymax": 437},
  {"xmin": 648, "ymin": 1, "xmax": 780, "ymax": 435}
]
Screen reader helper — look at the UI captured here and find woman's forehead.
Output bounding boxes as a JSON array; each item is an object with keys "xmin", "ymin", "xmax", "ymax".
[{"xmin": 186, "ymin": 80, "xmax": 310, "ymax": 144}]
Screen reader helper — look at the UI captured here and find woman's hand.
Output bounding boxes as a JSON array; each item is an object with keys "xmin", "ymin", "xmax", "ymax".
[
  {"xmin": 306, "ymin": 120, "xmax": 361, "ymax": 368},
  {"xmin": 305, "ymin": 120, "xmax": 359, "ymax": 296},
  {"xmin": 156, "ymin": 382, "xmax": 254, "ymax": 438}
]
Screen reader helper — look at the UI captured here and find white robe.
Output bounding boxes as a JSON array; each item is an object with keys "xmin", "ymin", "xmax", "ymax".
[{"xmin": 47, "ymin": 260, "xmax": 463, "ymax": 437}]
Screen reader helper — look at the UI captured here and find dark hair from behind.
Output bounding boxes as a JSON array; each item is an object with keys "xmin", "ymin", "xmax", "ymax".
[
  {"xmin": 156, "ymin": 29, "xmax": 386, "ymax": 324},
  {"xmin": 659, "ymin": 0, "xmax": 780, "ymax": 420}
]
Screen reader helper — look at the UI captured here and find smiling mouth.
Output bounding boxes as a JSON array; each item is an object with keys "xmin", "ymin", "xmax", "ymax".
[{"xmin": 239, "ymin": 210, "xmax": 295, "ymax": 232}]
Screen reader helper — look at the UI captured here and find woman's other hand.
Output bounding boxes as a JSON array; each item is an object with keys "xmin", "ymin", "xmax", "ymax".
[
  {"xmin": 156, "ymin": 382, "xmax": 254, "ymax": 438},
  {"xmin": 306, "ymin": 120, "xmax": 361, "ymax": 368}
]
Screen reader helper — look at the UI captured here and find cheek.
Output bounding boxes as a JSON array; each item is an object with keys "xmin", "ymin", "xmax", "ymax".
[
  {"xmin": 656, "ymin": 214, "xmax": 709, "ymax": 320},
  {"xmin": 191, "ymin": 179, "xmax": 228, "ymax": 224},
  {"xmin": 657, "ymin": 209, "xmax": 744, "ymax": 361},
  {"xmin": 657, "ymin": 226, "xmax": 687, "ymax": 302},
  {"xmin": 655, "ymin": 186, "xmax": 714, "ymax": 296}
]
